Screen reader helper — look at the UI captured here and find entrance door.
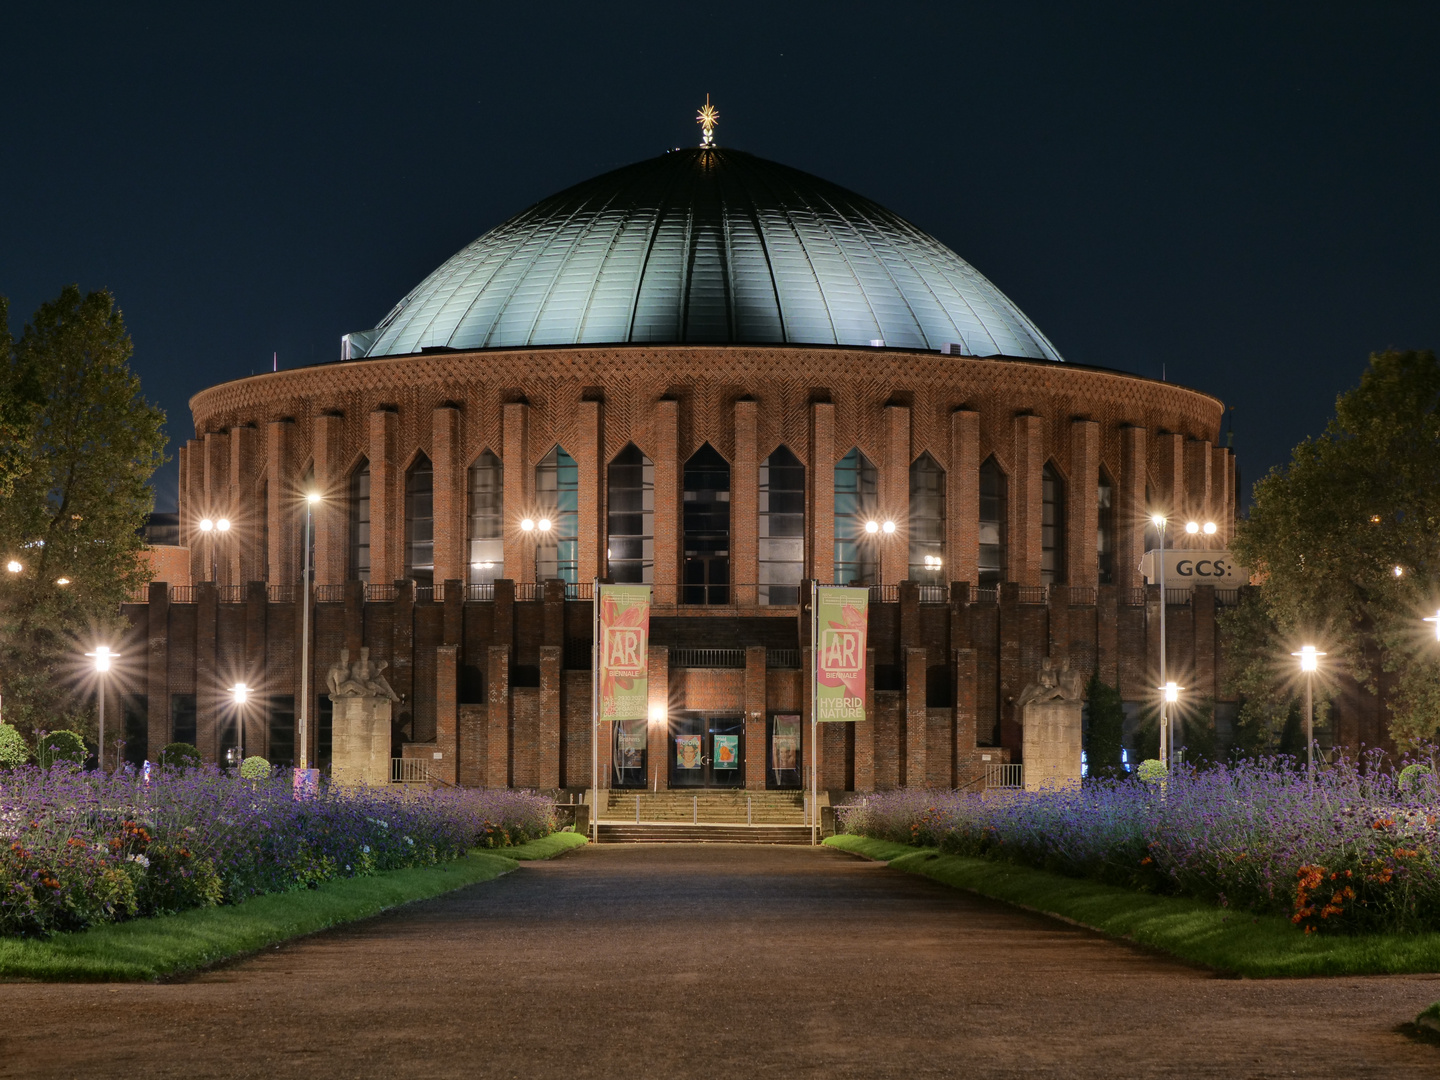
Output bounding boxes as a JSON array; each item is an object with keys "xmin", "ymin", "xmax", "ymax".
[
  {"xmin": 612, "ymin": 718, "xmax": 648, "ymax": 788},
  {"xmin": 669, "ymin": 714, "xmax": 745, "ymax": 788}
]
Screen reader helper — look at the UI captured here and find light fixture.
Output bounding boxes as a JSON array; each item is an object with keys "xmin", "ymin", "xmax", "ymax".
[
  {"xmin": 306, "ymin": 491, "xmax": 322, "ymax": 505},
  {"xmin": 1151, "ymin": 513, "xmax": 1166, "ymax": 528},
  {"xmin": 199, "ymin": 518, "xmax": 214, "ymax": 533},
  {"xmin": 1426, "ymin": 610, "xmax": 1440, "ymax": 641},
  {"xmin": 1294, "ymin": 645, "xmax": 1323, "ymax": 673},
  {"xmin": 216, "ymin": 518, "xmax": 231, "ymax": 533},
  {"xmin": 881, "ymin": 520, "xmax": 896, "ymax": 535},
  {"xmin": 865, "ymin": 520, "xmax": 880, "ymax": 534},
  {"xmin": 1203, "ymin": 522, "xmax": 1217, "ymax": 535},
  {"xmin": 1395, "ymin": 566, "xmax": 1405, "ymax": 577},
  {"xmin": 1185, "ymin": 521, "xmax": 1200, "ymax": 534},
  {"xmin": 649, "ymin": 704, "xmax": 666, "ymax": 724},
  {"xmin": 230, "ymin": 682, "xmax": 249, "ymax": 705},
  {"xmin": 923, "ymin": 555, "xmax": 943, "ymax": 569},
  {"xmin": 5, "ymin": 560, "xmax": 20, "ymax": 574},
  {"xmin": 55, "ymin": 577, "xmax": 70, "ymax": 586},
  {"xmin": 537, "ymin": 518, "xmax": 552, "ymax": 533},
  {"xmin": 1162, "ymin": 681, "xmax": 1180, "ymax": 703},
  {"xmin": 521, "ymin": 518, "xmax": 535, "ymax": 532}
]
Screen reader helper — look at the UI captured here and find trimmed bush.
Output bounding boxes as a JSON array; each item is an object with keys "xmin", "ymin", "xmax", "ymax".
[
  {"xmin": 1136, "ymin": 758, "xmax": 1167, "ymax": 783},
  {"xmin": 239, "ymin": 755, "xmax": 271, "ymax": 780},
  {"xmin": 36, "ymin": 730, "xmax": 86, "ymax": 768},
  {"xmin": 0, "ymin": 724, "xmax": 29, "ymax": 769},
  {"xmin": 158, "ymin": 743, "xmax": 201, "ymax": 770}
]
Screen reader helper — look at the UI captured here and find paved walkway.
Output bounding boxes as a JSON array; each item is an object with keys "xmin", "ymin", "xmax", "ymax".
[{"xmin": 2, "ymin": 845, "xmax": 1438, "ymax": 1078}]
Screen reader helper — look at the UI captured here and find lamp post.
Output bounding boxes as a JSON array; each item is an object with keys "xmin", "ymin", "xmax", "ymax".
[
  {"xmin": 230, "ymin": 682, "xmax": 249, "ymax": 765},
  {"xmin": 1151, "ymin": 514, "xmax": 1170, "ymax": 767},
  {"xmin": 85, "ymin": 645, "xmax": 118, "ymax": 773},
  {"xmin": 520, "ymin": 516, "xmax": 553, "ymax": 585},
  {"xmin": 1183, "ymin": 520, "xmax": 1218, "ymax": 546},
  {"xmin": 1292, "ymin": 645, "xmax": 1325, "ymax": 778},
  {"xmin": 1159, "ymin": 680, "xmax": 1183, "ymax": 766},
  {"xmin": 298, "ymin": 492, "xmax": 321, "ymax": 774},
  {"xmin": 864, "ymin": 519, "xmax": 896, "ymax": 587}
]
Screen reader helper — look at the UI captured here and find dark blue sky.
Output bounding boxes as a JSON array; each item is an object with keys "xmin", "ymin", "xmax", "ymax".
[{"xmin": 3, "ymin": 2, "xmax": 1436, "ymax": 511}]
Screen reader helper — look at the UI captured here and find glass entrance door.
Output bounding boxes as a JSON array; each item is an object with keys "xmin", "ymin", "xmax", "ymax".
[
  {"xmin": 612, "ymin": 718, "xmax": 648, "ymax": 788},
  {"xmin": 669, "ymin": 714, "xmax": 745, "ymax": 788}
]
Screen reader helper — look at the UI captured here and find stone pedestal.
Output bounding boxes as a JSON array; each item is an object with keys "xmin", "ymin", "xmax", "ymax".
[
  {"xmin": 1021, "ymin": 698, "xmax": 1082, "ymax": 791},
  {"xmin": 331, "ymin": 695, "xmax": 392, "ymax": 787}
]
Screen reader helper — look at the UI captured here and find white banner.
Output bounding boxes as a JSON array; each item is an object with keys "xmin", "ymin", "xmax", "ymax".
[{"xmin": 1139, "ymin": 549, "xmax": 1249, "ymax": 588}]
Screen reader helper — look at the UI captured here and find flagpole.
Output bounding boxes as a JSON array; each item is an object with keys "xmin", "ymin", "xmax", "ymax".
[
  {"xmin": 810, "ymin": 579, "xmax": 819, "ymax": 847},
  {"xmin": 591, "ymin": 577, "xmax": 600, "ymax": 844}
]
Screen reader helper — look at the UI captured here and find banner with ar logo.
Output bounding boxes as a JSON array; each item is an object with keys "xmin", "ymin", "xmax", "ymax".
[
  {"xmin": 598, "ymin": 584, "xmax": 650, "ymax": 720},
  {"xmin": 815, "ymin": 586, "xmax": 869, "ymax": 722}
]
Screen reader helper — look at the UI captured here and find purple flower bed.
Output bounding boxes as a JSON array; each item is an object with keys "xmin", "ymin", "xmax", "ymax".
[
  {"xmin": 838, "ymin": 754, "xmax": 1440, "ymax": 935},
  {"xmin": 0, "ymin": 764, "xmax": 555, "ymax": 937}
]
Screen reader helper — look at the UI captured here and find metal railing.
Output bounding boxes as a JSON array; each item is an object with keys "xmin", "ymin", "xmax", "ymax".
[
  {"xmin": 415, "ymin": 583, "xmax": 442, "ymax": 603},
  {"xmin": 985, "ymin": 763, "xmax": 1024, "ymax": 790},
  {"xmin": 766, "ymin": 648, "xmax": 801, "ymax": 669},
  {"xmin": 1214, "ymin": 587, "xmax": 1242, "ymax": 606},
  {"xmin": 169, "ymin": 585, "xmax": 196, "ymax": 604},
  {"xmin": 391, "ymin": 758, "xmax": 432, "ymax": 784},
  {"xmin": 267, "ymin": 584, "xmax": 294, "ymax": 603},
  {"xmin": 1165, "ymin": 588, "xmax": 1192, "ymax": 606},
  {"xmin": 670, "ymin": 647, "xmax": 747, "ymax": 669},
  {"xmin": 869, "ymin": 584, "xmax": 899, "ymax": 603},
  {"xmin": 1061, "ymin": 586, "xmax": 1097, "ymax": 606},
  {"xmin": 917, "ymin": 584, "xmax": 948, "ymax": 604},
  {"xmin": 125, "ymin": 587, "xmax": 151, "ymax": 604},
  {"xmin": 1122, "ymin": 587, "xmax": 1147, "ymax": 606},
  {"xmin": 1016, "ymin": 586, "xmax": 1048, "ymax": 605},
  {"xmin": 514, "ymin": 583, "xmax": 543, "ymax": 601},
  {"xmin": 466, "ymin": 583, "xmax": 495, "ymax": 601},
  {"xmin": 970, "ymin": 586, "xmax": 999, "ymax": 605},
  {"xmin": 315, "ymin": 585, "xmax": 345, "ymax": 603},
  {"xmin": 566, "ymin": 581, "xmax": 594, "ymax": 600},
  {"xmin": 216, "ymin": 584, "xmax": 245, "ymax": 603}
]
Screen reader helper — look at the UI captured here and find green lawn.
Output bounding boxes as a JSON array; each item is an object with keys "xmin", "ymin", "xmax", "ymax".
[
  {"xmin": 825, "ymin": 834, "xmax": 1440, "ymax": 978},
  {"xmin": 0, "ymin": 832, "xmax": 588, "ymax": 983}
]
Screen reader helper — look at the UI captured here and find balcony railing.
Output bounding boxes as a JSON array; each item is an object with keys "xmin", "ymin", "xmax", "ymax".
[
  {"xmin": 514, "ymin": 582, "xmax": 543, "ymax": 601},
  {"xmin": 670, "ymin": 648, "xmax": 747, "ymax": 669},
  {"xmin": 216, "ymin": 584, "xmax": 245, "ymax": 603},
  {"xmin": 1215, "ymin": 587, "xmax": 1242, "ymax": 606},
  {"xmin": 1059, "ymin": 586, "xmax": 1097, "ymax": 606},
  {"xmin": 267, "ymin": 584, "xmax": 294, "ymax": 603},
  {"xmin": 916, "ymin": 584, "xmax": 948, "ymax": 604},
  {"xmin": 1016, "ymin": 586, "xmax": 1048, "ymax": 605},
  {"xmin": 566, "ymin": 581, "xmax": 594, "ymax": 600},
  {"xmin": 466, "ymin": 583, "xmax": 495, "ymax": 601},
  {"xmin": 315, "ymin": 585, "xmax": 345, "ymax": 603},
  {"xmin": 1122, "ymin": 587, "xmax": 1147, "ymax": 606},
  {"xmin": 868, "ymin": 584, "xmax": 899, "ymax": 603},
  {"xmin": 766, "ymin": 648, "xmax": 801, "ymax": 669},
  {"xmin": 365, "ymin": 583, "xmax": 397, "ymax": 602},
  {"xmin": 169, "ymin": 585, "xmax": 195, "ymax": 604},
  {"xmin": 970, "ymin": 586, "xmax": 998, "ymax": 605}
]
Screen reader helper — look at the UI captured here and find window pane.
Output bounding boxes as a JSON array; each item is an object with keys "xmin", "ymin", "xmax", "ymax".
[
  {"xmin": 1041, "ymin": 464, "xmax": 1065, "ymax": 586},
  {"xmin": 535, "ymin": 446, "xmax": 579, "ymax": 584},
  {"xmin": 607, "ymin": 444, "xmax": 654, "ymax": 584},
  {"xmin": 979, "ymin": 459, "xmax": 1006, "ymax": 586},
  {"xmin": 834, "ymin": 448, "xmax": 879, "ymax": 586},
  {"xmin": 908, "ymin": 453, "xmax": 945, "ymax": 582},
  {"xmin": 405, "ymin": 454, "xmax": 434, "ymax": 585},
  {"xmin": 349, "ymin": 462, "xmax": 371, "ymax": 583},
  {"xmin": 683, "ymin": 443, "xmax": 730, "ymax": 604},
  {"xmin": 1097, "ymin": 473, "xmax": 1115, "ymax": 585},
  {"xmin": 760, "ymin": 446, "xmax": 804, "ymax": 604},
  {"xmin": 468, "ymin": 450, "xmax": 504, "ymax": 585}
]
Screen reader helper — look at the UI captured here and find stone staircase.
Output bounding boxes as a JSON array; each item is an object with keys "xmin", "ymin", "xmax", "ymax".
[
  {"xmin": 601, "ymin": 789, "xmax": 806, "ymax": 825},
  {"xmin": 596, "ymin": 822, "xmax": 815, "ymax": 844}
]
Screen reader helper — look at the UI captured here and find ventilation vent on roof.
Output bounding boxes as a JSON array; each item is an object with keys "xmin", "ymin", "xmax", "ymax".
[
  {"xmin": 941, "ymin": 341, "xmax": 968, "ymax": 356},
  {"xmin": 869, "ymin": 338, "xmax": 885, "ymax": 348}
]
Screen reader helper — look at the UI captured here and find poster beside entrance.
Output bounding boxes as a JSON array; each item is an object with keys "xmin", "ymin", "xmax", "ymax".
[
  {"xmin": 713, "ymin": 734, "xmax": 739, "ymax": 770},
  {"xmin": 815, "ymin": 586, "xmax": 869, "ymax": 722},
  {"xmin": 675, "ymin": 734, "xmax": 702, "ymax": 769},
  {"xmin": 772, "ymin": 715, "xmax": 800, "ymax": 773},
  {"xmin": 598, "ymin": 584, "xmax": 650, "ymax": 720}
]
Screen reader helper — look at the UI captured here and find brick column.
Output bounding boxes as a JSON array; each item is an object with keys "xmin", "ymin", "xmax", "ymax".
[
  {"xmin": 343, "ymin": 578, "xmax": 364, "ymax": 656},
  {"xmin": 185, "ymin": 438, "xmax": 205, "ymax": 583},
  {"xmin": 502, "ymin": 402, "xmax": 530, "ymax": 587},
  {"xmin": 1194, "ymin": 584, "xmax": 1217, "ymax": 702},
  {"xmin": 998, "ymin": 582, "xmax": 1022, "ymax": 752},
  {"xmin": 195, "ymin": 581, "xmax": 219, "ymax": 762},
  {"xmin": 801, "ymin": 645, "xmax": 818, "ymax": 793},
  {"xmin": 538, "ymin": 644, "xmax": 561, "ymax": 789},
  {"xmin": 266, "ymin": 419, "xmax": 294, "ymax": 585},
  {"xmin": 1118, "ymin": 426, "xmax": 1148, "ymax": 590},
  {"xmin": 202, "ymin": 430, "xmax": 231, "ymax": 583},
  {"xmin": 1155, "ymin": 432, "xmax": 1184, "ymax": 517},
  {"xmin": 390, "ymin": 579, "xmax": 415, "ymax": 724},
  {"xmin": 809, "ymin": 402, "xmax": 835, "ymax": 585},
  {"xmin": 431, "ymin": 406, "xmax": 463, "ymax": 586},
  {"xmin": 854, "ymin": 647, "xmax": 875, "ymax": 792},
  {"xmin": 177, "ymin": 441, "xmax": 190, "ymax": 545},
  {"xmin": 1097, "ymin": 585, "xmax": 1120, "ymax": 686},
  {"xmin": 1185, "ymin": 438, "xmax": 1213, "ymax": 525},
  {"xmin": 368, "ymin": 409, "xmax": 400, "ymax": 586},
  {"xmin": 1068, "ymin": 419, "xmax": 1099, "ymax": 588},
  {"xmin": 434, "ymin": 645, "xmax": 458, "ymax": 785},
  {"xmin": 576, "ymin": 400, "xmax": 603, "ymax": 584},
  {"xmin": 954, "ymin": 647, "xmax": 977, "ymax": 769},
  {"xmin": 229, "ymin": 425, "xmax": 259, "ymax": 586},
  {"xmin": 744, "ymin": 645, "xmax": 766, "ymax": 790},
  {"xmin": 146, "ymin": 582, "xmax": 170, "ymax": 760},
  {"xmin": 950, "ymin": 409, "xmax": 980, "ymax": 587},
  {"xmin": 312, "ymin": 413, "xmax": 344, "ymax": 586},
  {"xmin": 486, "ymin": 644, "xmax": 511, "ymax": 787},
  {"xmin": 443, "ymin": 578, "xmax": 463, "ymax": 646},
  {"xmin": 653, "ymin": 399, "xmax": 679, "ymax": 605},
  {"xmin": 731, "ymin": 400, "xmax": 758, "ymax": 605},
  {"xmin": 1214, "ymin": 445, "xmax": 1235, "ymax": 544},
  {"xmin": 1010, "ymin": 414, "xmax": 1043, "ymax": 586},
  {"xmin": 905, "ymin": 645, "xmax": 926, "ymax": 787},
  {"xmin": 883, "ymin": 405, "xmax": 910, "ymax": 586},
  {"xmin": 244, "ymin": 581, "xmax": 267, "ymax": 758},
  {"xmin": 648, "ymin": 646, "xmax": 670, "ymax": 791}
]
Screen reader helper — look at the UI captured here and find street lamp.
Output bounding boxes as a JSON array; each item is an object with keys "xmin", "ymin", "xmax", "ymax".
[
  {"xmin": 229, "ymin": 682, "xmax": 249, "ymax": 766},
  {"xmin": 1291, "ymin": 645, "xmax": 1326, "ymax": 778},
  {"xmin": 85, "ymin": 645, "xmax": 118, "ymax": 773},
  {"xmin": 864, "ymin": 519, "xmax": 897, "ymax": 587},
  {"xmin": 1183, "ymin": 520, "xmax": 1218, "ymax": 545},
  {"xmin": 1151, "ymin": 514, "xmax": 1171, "ymax": 767},
  {"xmin": 519, "ymin": 516, "xmax": 554, "ymax": 584},
  {"xmin": 1158, "ymin": 680, "xmax": 1183, "ymax": 766},
  {"xmin": 298, "ymin": 491, "xmax": 321, "ymax": 774},
  {"xmin": 5, "ymin": 560, "xmax": 20, "ymax": 574}
]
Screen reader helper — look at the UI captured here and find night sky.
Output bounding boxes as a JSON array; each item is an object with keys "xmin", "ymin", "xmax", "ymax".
[{"xmin": 2, "ymin": 3, "xmax": 1436, "ymax": 512}]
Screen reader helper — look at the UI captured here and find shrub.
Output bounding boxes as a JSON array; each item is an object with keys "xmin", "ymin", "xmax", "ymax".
[
  {"xmin": 158, "ymin": 743, "xmax": 202, "ymax": 770},
  {"xmin": 1398, "ymin": 762, "xmax": 1433, "ymax": 795},
  {"xmin": 37, "ymin": 730, "xmax": 87, "ymax": 768},
  {"xmin": 239, "ymin": 755, "xmax": 271, "ymax": 780},
  {"xmin": 0, "ymin": 724, "xmax": 29, "ymax": 769},
  {"xmin": 1136, "ymin": 759, "xmax": 1167, "ymax": 784}
]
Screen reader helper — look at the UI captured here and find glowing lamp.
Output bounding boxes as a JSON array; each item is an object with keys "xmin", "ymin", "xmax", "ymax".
[
  {"xmin": 649, "ymin": 704, "xmax": 666, "ymax": 724},
  {"xmin": 1185, "ymin": 521, "xmax": 1199, "ymax": 534},
  {"xmin": 1162, "ymin": 681, "xmax": 1180, "ymax": 703},
  {"xmin": 1203, "ymin": 522, "xmax": 1218, "ymax": 535},
  {"xmin": 199, "ymin": 518, "xmax": 214, "ymax": 533},
  {"xmin": 216, "ymin": 519, "xmax": 231, "ymax": 533},
  {"xmin": 306, "ymin": 492, "xmax": 322, "ymax": 505},
  {"xmin": 1426, "ymin": 610, "xmax": 1440, "ymax": 641},
  {"xmin": 537, "ymin": 518, "xmax": 552, "ymax": 533},
  {"xmin": 882, "ymin": 520, "xmax": 896, "ymax": 535},
  {"xmin": 89, "ymin": 645, "xmax": 114, "ymax": 673},
  {"xmin": 5, "ymin": 560, "xmax": 20, "ymax": 574},
  {"xmin": 230, "ymin": 682, "xmax": 249, "ymax": 705},
  {"xmin": 865, "ymin": 520, "xmax": 880, "ymax": 534},
  {"xmin": 521, "ymin": 518, "xmax": 535, "ymax": 532},
  {"xmin": 1151, "ymin": 514, "xmax": 1165, "ymax": 528},
  {"xmin": 1294, "ymin": 645, "xmax": 1323, "ymax": 673}
]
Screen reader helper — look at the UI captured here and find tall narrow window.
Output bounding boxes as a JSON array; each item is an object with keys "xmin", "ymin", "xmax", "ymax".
[
  {"xmin": 760, "ymin": 446, "xmax": 804, "ymax": 605},
  {"xmin": 683, "ymin": 443, "xmax": 730, "ymax": 604},
  {"xmin": 908, "ymin": 453, "xmax": 945, "ymax": 582},
  {"xmin": 535, "ymin": 445, "xmax": 579, "ymax": 584},
  {"xmin": 348, "ymin": 460, "xmax": 371, "ymax": 583},
  {"xmin": 258, "ymin": 479, "xmax": 269, "ymax": 582},
  {"xmin": 467, "ymin": 450, "xmax": 503, "ymax": 585},
  {"xmin": 834, "ymin": 448, "xmax": 879, "ymax": 586},
  {"xmin": 607, "ymin": 444, "xmax": 653, "ymax": 584},
  {"xmin": 1097, "ymin": 471, "xmax": 1115, "ymax": 585},
  {"xmin": 978, "ymin": 457, "xmax": 1007, "ymax": 586},
  {"xmin": 1041, "ymin": 463, "xmax": 1065, "ymax": 586},
  {"xmin": 404, "ymin": 453, "xmax": 434, "ymax": 585}
]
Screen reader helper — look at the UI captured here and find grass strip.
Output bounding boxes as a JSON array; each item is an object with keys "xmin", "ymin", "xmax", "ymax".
[
  {"xmin": 824, "ymin": 835, "xmax": 1440, "ymax": 977},
  {"xmin": 0, "ymin": 833, "xmax": 587, "ymax": 982}
]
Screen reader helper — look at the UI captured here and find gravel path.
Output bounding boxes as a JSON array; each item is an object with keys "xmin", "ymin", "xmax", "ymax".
[{"xmin": 1, "ymin": 844, "xmax": 1437, "ymax": 1078}]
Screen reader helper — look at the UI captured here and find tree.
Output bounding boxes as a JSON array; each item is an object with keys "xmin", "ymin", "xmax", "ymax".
[
  {"xmin": 1228, "ymin": 349, "xmax": 1440, "ymax": 751},
  {"xmin": 1084, "ymin": 673, "xmax": 1127, "ymax": 779},
  {"xmin": 0, "ymin": 286, "xmax": 167, "ymax": 741}
]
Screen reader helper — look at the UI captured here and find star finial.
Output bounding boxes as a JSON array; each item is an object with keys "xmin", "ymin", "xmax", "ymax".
[{"xmin": 696, "ymin": 94, "xmax": 718, "ymax": 147}]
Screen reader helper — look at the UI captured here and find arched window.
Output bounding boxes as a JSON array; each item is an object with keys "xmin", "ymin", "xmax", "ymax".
[
  {"xmin": 1041, "ymin": 463, "xmax": 1065, "ymax": 585},
  {"xmin": 908, "ymin": 453, "xmax": 945, "ymax": 582},
  {"xmin": 404, "ymin": 454, "xmax": 434, "ymax": 585},
  {"xmin": 467, "ymin": 450, "xmax": 503, "ymax": 586},
  {"xmin": 607, "ymin": 444, "xmax": 653, "ymax": 584},
  {"xmin": 1097, "ymin": 470, "xmax": 1115, "ymax": 585},
  {"xmin": 978, "ymin": 457, "xmax": 1007, "ymax": 586},
  {"xmin": 535, "ymin": 445, "xmax": 579, "ymax": 584},
  {"xmin": 348, "ymin": 459, "xmax": 371, "ymax": 583},
  {"xmin": 834, "ymin": 448, "xmax": 879, "ymax": 586},
  {"xmin": 760, "ymin": 446, "xmax": 804, "ymax": 605},
  {"xmin": 683, "ymin": 443, "xmax": 729, "ymax": 604}
]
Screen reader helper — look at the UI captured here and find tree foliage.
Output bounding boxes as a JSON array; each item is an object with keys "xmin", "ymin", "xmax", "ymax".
[
  {"xmin": 0, "ymin": 286, "xmax": 166, "ymax": 740},
  {"xmin": 1084, "ymin": 673, "xmax": 1126, "ymax": 779},
  {"xmin": 1227, "ymin": 349, "xmax": 1440, "ymax": 750}
]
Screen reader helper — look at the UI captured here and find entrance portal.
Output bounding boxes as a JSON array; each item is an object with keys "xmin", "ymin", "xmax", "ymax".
[
  {"xmin": 612, "ymin": 717, "xmax": 648, "ymax": 788},
  {"xmin": 668, "ymin": 713, "xmax": 744, "ymax": 788}
]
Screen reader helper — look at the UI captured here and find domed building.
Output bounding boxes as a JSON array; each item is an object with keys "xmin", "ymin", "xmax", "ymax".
[{"xmin": 122, "ymin": 132, "xmax": 1239, "ymax": 795}]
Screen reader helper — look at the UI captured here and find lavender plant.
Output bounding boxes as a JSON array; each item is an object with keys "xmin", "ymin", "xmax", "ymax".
[
  {"xmin": 0, "ymin": 764, "xmax": 555, "ymax": 937},
  {"xmin": 838, "ymin": 752, "xmax": 1440, "ymax": 935}
]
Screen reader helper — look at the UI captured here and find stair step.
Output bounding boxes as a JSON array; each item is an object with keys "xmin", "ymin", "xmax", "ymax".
[{"xmin": 596, "ymin": 823, "xmax": 817, "ymax": 845}]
